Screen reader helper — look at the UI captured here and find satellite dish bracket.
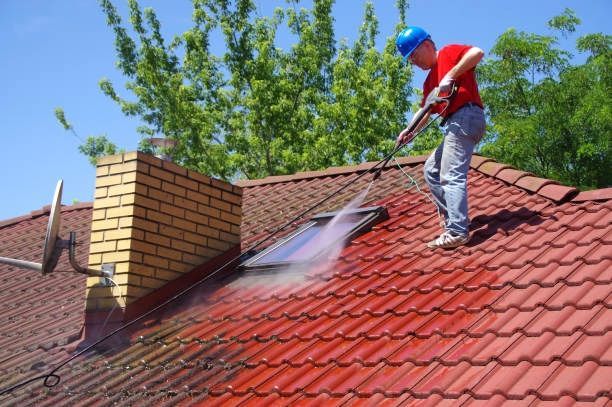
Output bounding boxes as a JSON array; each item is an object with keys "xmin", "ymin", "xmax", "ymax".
[{"xmin": 67, "ymin": 231, "xmax": 115, "ymax": 284}]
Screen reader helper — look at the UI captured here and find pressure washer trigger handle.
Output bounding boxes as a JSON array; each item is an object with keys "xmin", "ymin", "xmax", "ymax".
[
  {"xmin": 435, "ymin": 84, "xmax": 458, "ymax": 104},
  {"xmin": 425, "ymin": 85, "xmax": 455, "ymax": 106}
]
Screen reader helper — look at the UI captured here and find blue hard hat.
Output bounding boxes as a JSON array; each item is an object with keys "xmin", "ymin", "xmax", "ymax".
[{"xmin": 396, "ymin": 26, "xmax": 430, "ymax": 60}]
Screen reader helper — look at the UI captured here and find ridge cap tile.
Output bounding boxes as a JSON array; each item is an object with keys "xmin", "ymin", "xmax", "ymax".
[
  {"xmin": 514, "ymin": 176, "xmax": 558, "ymax": 194},
  {"xmin": 469, "ymin": 156, "xmax": 580, "ymax": 203},
  {"xmin": 470, "ymin": 154, "xmax": 493, "ymax": 170},
  {"xmin": 573, "ymin": 187, "xmax": 612, "ymax": 202},
  {"xmin": 496, "ymin": 168, "xmax": 532, "ymax": 185},
  {"xmin": 392, "ymin": 154, "xmax": 429, "ymax": 166},
  {"xmin": 236, "ymin": 156, "xmax": 429, "ymax": 188},
  {"xmin": 0, "ymin": 213, "xmax": 32, "ymax": 229},
  {"xmin": 538, "ymin": 183, "xmax": 579, "ymax": 203},
  {"xmin": 477, "ymin": 161, "xmax": 512, "ymax": 177},
  {"xmin": 0, "ymin": 202, "xmax": 93, "ymax": 229}
]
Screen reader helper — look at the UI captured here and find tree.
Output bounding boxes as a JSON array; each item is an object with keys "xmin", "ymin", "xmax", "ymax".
[
  {"xmin": 55, "ymin": 107, "xmax": 118, "ymax": 165},
  {"xmin": 93, "ymin": 0, "xmax": 413, "ymax": 180},
  {"xmin": 312, "ymin": 1, "xmax": 412, "ymax": 167},
  {"xmin": 478, "ymin": 8, "xmax": 611, "ymax": 189}
]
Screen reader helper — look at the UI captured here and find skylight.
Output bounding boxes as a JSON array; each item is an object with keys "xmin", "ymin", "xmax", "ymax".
[{"xmin": 241, "ymin": 206, "xmax": 388, "ymax": 271}]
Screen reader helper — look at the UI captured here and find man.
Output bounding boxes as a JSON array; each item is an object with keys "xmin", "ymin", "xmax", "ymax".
[{"xmin": 395, "ymin": 26, "xmax": 485, "ymax": 249}]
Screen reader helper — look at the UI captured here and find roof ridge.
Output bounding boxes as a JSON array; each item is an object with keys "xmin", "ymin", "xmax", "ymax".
[
  {"xmin": 0, "ymin": 201, "xmax": 93, "ymax": 229},
  {"xmin": 235, "ymin": 155, "xmax": 429, "ymax": 187},
  {"xmin": 469, "ymin": 155, "xmax": 590, "ymax": 203},
  {"xmin": 236, "ymin": 153, "xmax": 612, "ymax": 203}
]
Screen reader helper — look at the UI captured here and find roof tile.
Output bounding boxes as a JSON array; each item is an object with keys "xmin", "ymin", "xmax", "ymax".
[
  {"xmin": 538, "ymin": 183, "xmax": 579, "ymax": 202},
  {"xmin": 470, "ymin": 154, "xmax": 493, "ymax": 169},
  {"xmin": 496, "ymin": 168, "xmax": 531, "ymax": 185},
  {"xmin": 514, "ymin": 175, "xmax": 557, "ymax": 193},
  {"xmin": 477, "ymin": 160, "xmax": 512, "ymax": 177},
  {"xmin": 573, "ymin": 187, "xmax": 612, "ymax": 202}
]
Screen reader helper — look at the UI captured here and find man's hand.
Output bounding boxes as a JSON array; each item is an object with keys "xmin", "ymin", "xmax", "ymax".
[
  {"xmin": 395, "ymin": 127, "xmax": 415, "ymax": 148},
  {"xmin": 439, "ymin": 74, "xmax": 454, "ymax": 93}
]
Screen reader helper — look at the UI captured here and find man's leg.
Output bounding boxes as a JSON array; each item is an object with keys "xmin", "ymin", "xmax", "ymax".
[
  {"xmin": 427, "ymin": 105, "xmax": 485, "ymax": 249},
  {"xmin": 423, "ymin": 140, "xmax": 449, "ymax": 223},
  {"xmin": 440, "ymin": 128, "xmax": 475, "ymax": 237},
  {"xmin": 440, "ymin": 105, "xmax": 485, "ymax": 237}
]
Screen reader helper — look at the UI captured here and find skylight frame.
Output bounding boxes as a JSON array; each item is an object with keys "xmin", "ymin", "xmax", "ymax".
[{"xmin": 241, "ymin": 206, "xmax": 388, "ymax": 271}]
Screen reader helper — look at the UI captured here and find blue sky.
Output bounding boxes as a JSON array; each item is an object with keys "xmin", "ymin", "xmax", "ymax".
[{"xmin": 0, "ymin": 0, "xmax": 609, "ymax": 220}]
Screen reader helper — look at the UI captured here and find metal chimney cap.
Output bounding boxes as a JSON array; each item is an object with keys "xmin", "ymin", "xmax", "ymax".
[{"xmin": 149, "ymin": 137, "xmax": 176, "ymax": 161}]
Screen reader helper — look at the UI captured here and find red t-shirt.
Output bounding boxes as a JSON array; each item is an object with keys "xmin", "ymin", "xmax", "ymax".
[{"xmin": 422, "ymin": 44, "xmax": 483, "ymax": 117}]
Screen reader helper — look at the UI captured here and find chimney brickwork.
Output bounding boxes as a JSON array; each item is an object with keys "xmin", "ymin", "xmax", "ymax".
[{"xmin": 86, "ymin": 152, "xmax": 241, "ymax": 311}]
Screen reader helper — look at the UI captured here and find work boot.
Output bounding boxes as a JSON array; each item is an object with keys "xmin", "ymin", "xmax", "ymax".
[{"xmin": 427, "ymin": 231, "xmax": 470, "ymax": 249}]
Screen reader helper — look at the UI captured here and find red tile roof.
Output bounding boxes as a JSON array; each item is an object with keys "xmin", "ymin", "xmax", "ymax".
[
  {"xmin": 0, "ymin": 203, "xmax": 91, "ymax": 398},
  {"xmin": 0, "ymin": 155, "xmax": 610, "ymax": 405}
]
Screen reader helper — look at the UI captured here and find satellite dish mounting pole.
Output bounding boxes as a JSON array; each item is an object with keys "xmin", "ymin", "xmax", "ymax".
[{"xmin": 0, "ymin": 256, "xmax": 43, "ymax": 272}]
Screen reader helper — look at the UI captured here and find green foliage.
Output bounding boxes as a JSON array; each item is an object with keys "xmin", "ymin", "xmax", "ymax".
[
  {"xmin": 547, "ymin": 8, "xmax": 580, "ymax": 37},
  {"xmin": 478, "ymin": 10, "xmax": 611, "ymax": 189},
  {"xmin": 97, "ymin": 0, "xmax": 413, "ymax": 179},
  {"xmin": 55, "ymin": 107, "xmax": 119, "ymax": 165},
  {"xmin": 78, "ymin": 135, "xmax": 118, "ymax": 166},
  {"xmin": 54, "ymin": 107, "xmax": 72, "ymax": 131}
]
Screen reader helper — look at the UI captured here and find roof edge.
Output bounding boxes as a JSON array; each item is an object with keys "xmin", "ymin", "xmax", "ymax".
[
  {"xmin": 0, "ymin": 201, "xmax": 93, "ymax": 229},
  {"xmin": 235, "ymin": 155, "xmax": 429, "ymax": 187}
]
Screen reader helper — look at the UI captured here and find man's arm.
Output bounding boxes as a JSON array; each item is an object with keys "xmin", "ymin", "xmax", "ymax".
[
  {"xmin": 439, "ymin": 46, "xmax": 484, "ymax": 91},
  {"xmin": 396, "ymin": 108, "xmax": 432, "ymax": 147},
  {"xmin": 448, "ymin": 46, "xmax": 484, "ymax": 78}
]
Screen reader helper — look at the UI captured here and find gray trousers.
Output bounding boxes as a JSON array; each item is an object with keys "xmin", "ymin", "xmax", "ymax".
[{"xmin": 424, "ymin": 104, "xmax": 486, "ymax": 236}]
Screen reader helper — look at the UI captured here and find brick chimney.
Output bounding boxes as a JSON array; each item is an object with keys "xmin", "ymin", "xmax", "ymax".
[{"xmin": 85, "ymin": 152, "xmax": 241, "ymax": 314}]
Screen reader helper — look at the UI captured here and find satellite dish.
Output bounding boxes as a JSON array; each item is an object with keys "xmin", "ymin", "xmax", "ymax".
[
  {"xmin": 42, "ymin": 179, "xmax": 63, "ymax": 274},
  {"xmin": 0, "ymin": 180, "xmax": 64, "ymax": 273},
  {"xmin": 0, "ymin": 180, "xmax": 112, "ymax": 280}
]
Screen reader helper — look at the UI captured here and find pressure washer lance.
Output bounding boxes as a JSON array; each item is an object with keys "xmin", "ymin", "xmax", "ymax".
[{"xmin": 371, "ymin": 85, "xmax": 456, "ymax": 181}]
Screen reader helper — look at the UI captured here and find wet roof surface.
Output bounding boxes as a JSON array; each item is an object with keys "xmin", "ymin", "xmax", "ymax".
[
  {"xmin": 1, "ymin": 156, "xmax": 610, "ymax": 405},
  {"xmin": 0, "ymin": 203, "xmax": 91, "ymax": 394}
]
